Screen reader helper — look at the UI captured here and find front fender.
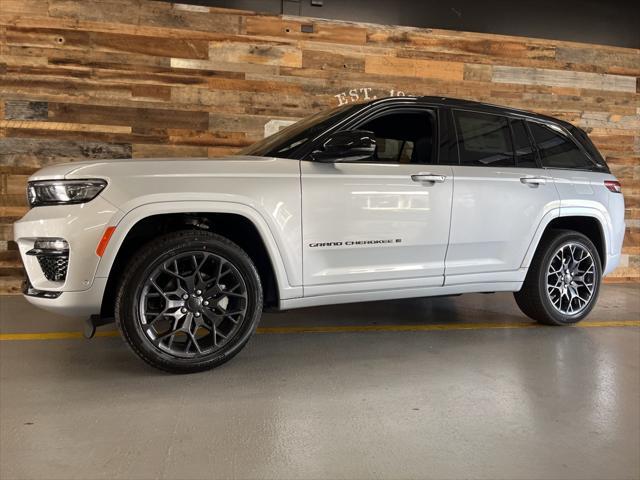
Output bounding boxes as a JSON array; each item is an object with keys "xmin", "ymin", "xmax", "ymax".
[{"xmin": 94, "ymin": 201, "xmax": 303, "ymax": 300}]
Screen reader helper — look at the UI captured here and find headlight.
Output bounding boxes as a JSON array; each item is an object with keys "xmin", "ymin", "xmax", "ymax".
[{"xmin": 27, "ymin": 179, "xmax": 107, "ymax": 207}]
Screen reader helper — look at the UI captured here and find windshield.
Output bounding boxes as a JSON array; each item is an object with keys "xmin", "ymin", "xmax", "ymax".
[{"xmin": 239, "ymin": 103, "xmax": 361, "ymax": 158}]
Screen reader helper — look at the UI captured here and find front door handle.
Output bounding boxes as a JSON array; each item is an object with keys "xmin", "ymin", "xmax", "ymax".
[
  {"xmin": 520, "ymin": 176, "xmax": 548, "ymax": 187},
  {"xmin": 411, "ymin": 173, "xmax": 447, "ymax": 183}
]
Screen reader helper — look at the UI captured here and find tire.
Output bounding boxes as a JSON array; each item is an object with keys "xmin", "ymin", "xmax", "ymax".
[
  {"xmin": 115, "ymin": 230, "xmax": 263, "ymax": 373},
  {"xmin": 514, "ymin": 229, "xmax": 602, "ymax": 326}
]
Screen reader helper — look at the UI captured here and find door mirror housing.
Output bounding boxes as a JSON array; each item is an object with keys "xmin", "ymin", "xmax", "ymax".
[{"xmin": 311, "ymin": 130, "xmax": 376, "ymax": 163}]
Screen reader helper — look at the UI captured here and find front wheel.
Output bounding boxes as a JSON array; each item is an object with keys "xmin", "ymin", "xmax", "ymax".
[
  {"xmin": 514, "ymin": 230, "xmax": 602, "ymax": 325},
  {"xmin": 115, "ymin": 230, "xmax": 263, "ymax": 373}
]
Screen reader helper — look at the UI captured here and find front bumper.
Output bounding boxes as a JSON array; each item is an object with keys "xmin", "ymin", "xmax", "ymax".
[
  {"xmin": 14, "ymin": 196, "xmax": 120, "ymax": 317},
  {"xmin": 22, "ymin": 276, "xmax": 108, "ymax": 317},
  {"xmin": 14, "ymin": 196, "xmax": 119, "ymax": 292}
]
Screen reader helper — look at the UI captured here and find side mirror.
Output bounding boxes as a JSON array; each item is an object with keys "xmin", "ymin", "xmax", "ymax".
[{"xmin": 311, "ymin": 130, "xmax": 376, "ymax": 163}]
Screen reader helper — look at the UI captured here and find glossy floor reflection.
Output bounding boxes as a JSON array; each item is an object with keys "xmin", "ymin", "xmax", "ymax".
[{"xmin": 1, "ymin": 285, "xmax": 639, "ymax": 480}]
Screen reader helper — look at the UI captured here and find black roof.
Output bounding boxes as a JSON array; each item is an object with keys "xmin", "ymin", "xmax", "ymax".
[{"xmin": 363, "ymin": 95, "xmax": 575, "ymax": 131}]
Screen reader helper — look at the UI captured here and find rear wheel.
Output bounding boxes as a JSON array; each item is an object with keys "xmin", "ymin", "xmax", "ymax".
[
  {"xmin": 514, "ymin": 230, "xmax": 601, "ymax": 325},
  {"xmin": 115, "ymin": 230, "xmax": 263, "ymax": 373}
]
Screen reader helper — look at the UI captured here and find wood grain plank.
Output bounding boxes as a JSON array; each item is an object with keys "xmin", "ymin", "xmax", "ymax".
[
  {"xmin": 91, "ymin": 31, "xmax": 210, "ymax": 59},
  {"xmin": 5, "ymin": 26, "xmax": 90, "ymax": 50},
  {"xmin": 0, "ymin": 76, "xmax": 134, "ymax": 103},
  {"xmin": 138, "ymin": 3, "xmax": 242, "ymax": 34},
  {"xmin": 0, "ymin": 119, "xmax": 132, "ymax": 133},
  {"xmin": 555, "ymin": 46, "xmax": 640, "ymax": 76},
  {"xmin": 6, "ymin": 44, "xmax": 172, "ymax": 69},
  {"xmin": 365, "ymin": 55, "xmax": 464, "ymax": 81},
  {"xmin": 389, "ymin": 35, "xmax": 556, "ymax": 62},
  {"xmin": 133, "ymin": 143, "xmax": 208, "ymax": 158},
  {"xmin": 245, "ymin": 15, "xmax": 367, "ymax": 45},
  {"xmin": 0, "ymin": 166, "xmax": 39, "ymax": 175},
  {"xmin": 209, "ymin": 42, "xmax": 301, "ymax": 68},
  {"xmin": 0, "ymin": 193, "xmax": 26, "ymax": 207},
  {"xmin": 4, "ymin": 125, "xmax": 166, "ymax": 145},
  {"xmin": 0, "ymin": 0, "xmax": 48, "ymax": 15},
  {"xmin": 302, "ymin": 49, "xmax": 365, "ymax": 73},
  {"xmin": 46, "ymin": 0, "xmax": 242, "ymax": 34},
  {"xmin": 207, "ymin": 146, "xmax": 240, "ymax": 157},
  {"xmin": 3, "ymin": 100, "xmax": 48, "ymax": 120},
  {"xmin": 3, "ymin": 174, "xmax": 29, "ymax": 195},
  {"xmin": 48, "ymin": 103, "xmax": 209, "ymax": 130},
  {"xmin": 170, "ymin": 57, "xmax": 279, "ymax": 75},
  {"xmin": 209, "ymin": 112, "xmax": 275, "ymax": 134},
  {"xmin": 0, "ymin": 276, "xmax": 22, "ymax": 295},
  {"xmin": 47, "ymin": 0, "xmax": 143, "ymax": 25},
  {"xmin": 0, "ymin": 249, "xmax": 22, "ymax": 268},
  {"xmin": 492, "ymin": 66, "xmax": 637, "ymax": 93},
  {"xmin": 207, "ymin": 77, "xmax": 304, "ymax": 95},
  {"xmin": 131, "ymin": 84, "xmax": 172, "ymax": 101},
  {"xmin": 463, "ymin": 64, "xmax": 492, "ymax": 82},
  {"xmin": 0, "ymin": 138, "xmax": 132, "ymax": 167}
]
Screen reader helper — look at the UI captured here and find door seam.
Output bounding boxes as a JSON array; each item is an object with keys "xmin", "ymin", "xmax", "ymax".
[{"xmin": 442, "ymin": 167, "xmax": 455, "ymax": 287}]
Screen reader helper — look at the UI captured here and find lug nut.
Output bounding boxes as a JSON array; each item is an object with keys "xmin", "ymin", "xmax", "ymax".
[
  {"xmin": 194, "ymin": 312, "xmax": 201, "ymax": 317},
  {"xmin": 181, "ymin": 307, "xmax": 187, "ymax": 313},
  {"xmin": 196, "ymin": 290, "xmax": 202, "ymax": 295},
  {"xmin": 203, "ymin": 300, "xmax": 209, "ymax": 306},
  {"xmin": 182, "ymin": 294, "xmax": 189, "ymax": 300}
]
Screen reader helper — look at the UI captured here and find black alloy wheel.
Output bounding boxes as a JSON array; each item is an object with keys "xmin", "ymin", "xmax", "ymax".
[{"xmin": 116, "ymin": 231, "xmax": 263, "ymax": 373}]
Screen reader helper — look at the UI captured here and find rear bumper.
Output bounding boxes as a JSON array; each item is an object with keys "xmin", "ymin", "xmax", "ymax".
[
  {"xmin": 604, "ymin": 252, "xmax": 622, "ymax": 276},
  {"xmin": 23, "ymin": 276, "xmax": 107, "ymax": 317}
]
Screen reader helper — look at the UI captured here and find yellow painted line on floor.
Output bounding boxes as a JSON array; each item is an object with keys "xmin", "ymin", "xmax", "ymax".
[
  {"xmin": 0, "ymin": 320, "xmax": 638, "ymax": 342},
  {"xmin": 577, "ymin": 320, "xmax": 640, "ymax": 328},
  {"xmin": 255, "ymin": 320, "xmax": 640, "ymax": 334},
  {"xmin": 256, "ymin": 322, "xmax": 540, "ymax": 334},
  {"xmin": 0, "ymin": 330, "xmax": 120, "ymax": 341}
]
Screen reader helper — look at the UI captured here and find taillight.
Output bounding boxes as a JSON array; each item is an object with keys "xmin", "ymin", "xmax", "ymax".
[{"xmin": 604, "ymin": 180, "xmax": 622, "ymax": 193}]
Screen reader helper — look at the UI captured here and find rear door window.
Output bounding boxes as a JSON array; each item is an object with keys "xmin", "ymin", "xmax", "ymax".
[
  {"xmin": 528, "ymin": 122, "xmax": 594, "ymax": 170},
  {"xmin": 453, "ymin": 110, "xmax": 515, "ymax": 167}
]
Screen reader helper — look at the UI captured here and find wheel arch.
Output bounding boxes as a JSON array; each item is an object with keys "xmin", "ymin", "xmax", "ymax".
[
  {"xmin": 522, "ymin": 209, "xmax": 609, "ymax": 271},
  {"xmin": 97, "ymin": 202, "xmax": 297, "ymax": 318}
]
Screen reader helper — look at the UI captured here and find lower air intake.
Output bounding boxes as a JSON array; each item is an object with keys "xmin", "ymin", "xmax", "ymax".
[{"xmin": 37, "ymin": 255, "xmax": 69, "ymax": 282}]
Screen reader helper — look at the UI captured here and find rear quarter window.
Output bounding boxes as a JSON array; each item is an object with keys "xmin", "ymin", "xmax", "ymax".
[
  {"xmin": 569, "ymin": 126, "xmax": 609, "ymax": 172},
  {"xmin": 528, "ymin": 122, "xmax": 594, "ymax": 170}
]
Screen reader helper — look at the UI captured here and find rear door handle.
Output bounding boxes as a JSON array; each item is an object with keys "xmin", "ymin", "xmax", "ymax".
[
  {"xmin": 520, "ymin": 176, "xmax": 548, "ymax": 186},
  {"xmin": 411, "ymin": 173, "xmax": 447, "ymax": 183}
]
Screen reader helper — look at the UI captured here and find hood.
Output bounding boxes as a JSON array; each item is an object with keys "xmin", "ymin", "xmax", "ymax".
[{"xmin": 28, "ymin": 156, "xmax": 276, "ymax": 181}]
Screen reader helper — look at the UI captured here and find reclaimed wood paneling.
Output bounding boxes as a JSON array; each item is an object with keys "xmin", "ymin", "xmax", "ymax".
[{"xmin": 0, "ymin": 0, "xmax": 638, "ymax": 292}]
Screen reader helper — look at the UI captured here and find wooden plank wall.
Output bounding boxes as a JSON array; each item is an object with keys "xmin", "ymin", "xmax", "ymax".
[{"xmin": 0, "ymin": 0, "xmax": 638, "ymax": 293}]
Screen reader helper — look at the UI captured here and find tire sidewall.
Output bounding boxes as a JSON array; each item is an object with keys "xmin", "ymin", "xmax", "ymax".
[
  {"xmin": 116, "ymin": 232, "xmax": 263, "ymax": 372},
  {"xmin": 536, "ymin": 232, "xmax": 602, "ymax": 325}
]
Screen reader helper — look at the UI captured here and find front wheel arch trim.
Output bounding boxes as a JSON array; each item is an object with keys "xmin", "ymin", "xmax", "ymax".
[{"xmin": 95, "ymin": 201, "xmax": 299, "ymax": 302}]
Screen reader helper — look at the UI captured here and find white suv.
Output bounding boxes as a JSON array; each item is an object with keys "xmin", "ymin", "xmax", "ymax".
[{"xmin": 15, "ymin": 97, "xmax": 625, "ymax": 373}]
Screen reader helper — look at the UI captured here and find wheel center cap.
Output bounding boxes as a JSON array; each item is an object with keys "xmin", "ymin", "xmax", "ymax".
[{"xmin": 186, "ymin": 296, "xmax": 202, "ymax": 312}]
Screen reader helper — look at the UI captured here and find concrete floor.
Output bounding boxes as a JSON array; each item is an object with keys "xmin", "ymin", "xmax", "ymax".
[{"xmin": 1, "ymin": 285, "xmax": 639, "ymax": 480}]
